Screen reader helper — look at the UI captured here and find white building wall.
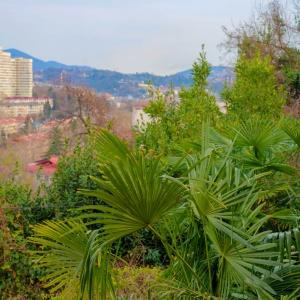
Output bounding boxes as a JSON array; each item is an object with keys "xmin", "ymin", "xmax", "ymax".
[
  {"xmin": 0, "ymin": 50, "xmax": 32, "ymax": 99},
  {"xmin": 0, "ymin": 51, "xmax": 16, "ymax": 98},
  {"xmin": 132, "ymin": 107, "xmax": 151, "ymax": 129},
  {"xmin": 15, "ymin": 58, "xmax": 33, "ymax": 97}
]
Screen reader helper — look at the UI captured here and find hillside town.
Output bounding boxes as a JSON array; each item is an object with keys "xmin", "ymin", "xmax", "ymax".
[
  {"xmin": 0, "ymin": 48, "xmax": 147, "ymax": 185},
  {"xmin": 0, "ymin": 49, "xmax": 53, "ymax": 135}
]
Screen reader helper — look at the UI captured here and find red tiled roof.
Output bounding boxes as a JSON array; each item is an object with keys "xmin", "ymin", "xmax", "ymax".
[
  {"xmin": 49, "ymin": 156, "xmax": 59, "ymax": 165},
  {"xmin": 26, "ymin": 155, "xmax": 58, "ymax": 175},
  {"xmin": 43, "ymin": 165, "xmax": 57, "ymax": 176}
]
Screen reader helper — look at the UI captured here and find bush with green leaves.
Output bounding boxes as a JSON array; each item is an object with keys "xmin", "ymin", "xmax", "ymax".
[
  {"xmin": 0, "ymin": 181, "xmax": 52, "ymax": 299},
  {"xmin": 222, "ymin": 52, "xmax": 286, "ymax": 120},
  {"xmin": 29, "ymin": 128, "xmax": 300, "ymax": 299},
  {"xmin": 47, "ymin": 126, "xmax": 64, "ymax": 157},
  {"xmin": 0, "ymin": 138, "xmax": 105, "ymax": 298},
  {"xmin": 137, "ymin": 49, "xmax": 220, "ymax": 154},
  {"xmin": 45, "ymin": 140, "xmax": 102, "ymax": 218}
]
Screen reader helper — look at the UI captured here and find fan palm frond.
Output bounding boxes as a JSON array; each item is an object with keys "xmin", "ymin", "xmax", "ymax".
[
  {"xmin": 281, "ymin": 119, "xmax": 300, "ymax": 149},
  {"xmin": 80, "ymin": 130, "xmax": 187, "ymax": 242},
  {"xmin": 265, "ymin": 226, "xmax": 300, "ymax": 262},
  {"xmin": 29, "ymin": 220, "xmax": 114, "ymax": 299},
  {"xmin": 29, "ymin": 220, "xmax": 88, "ymax": 294},
  {"xmin": 230, "ymin": 119, "xmax": 289, "ymax": 158},
  {"xmin": 265, "ymin": 265, "xmax": 300, "ymax": 299}
]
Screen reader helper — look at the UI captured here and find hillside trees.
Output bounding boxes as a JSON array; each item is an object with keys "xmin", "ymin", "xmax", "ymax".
[
  {"xmin": 43, "ymin": 100, "xmax": 52, "ymax": 119},
  {"xmin": 222, "ymin": 52, "xmax": 286, "ymax": 119},
  {"xmin": 62, "ymin": 86, "xmax": 108, "ymax": 134},
  {"xmin": 222, "ymin": 0, "xmax": 300, "ymax": 110},
  {"xmin": 47, "ymin": 126, "xmax": 64, "ymax": 157},
  {"xmin": 33, "ymin": 85, "xmax": 109, "ymax": 127},
  {"xmin": 137, "ymin": 49, "xmax": 220, "ymax": 153}
]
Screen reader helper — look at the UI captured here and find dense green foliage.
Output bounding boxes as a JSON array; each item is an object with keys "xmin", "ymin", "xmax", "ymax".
[
  {"xmin": 222, "ymin": 0, "xmax": 300, "ymax": 108},
  {"xmin": 0, "ymin": 182, "xmax": 51, "ymax": 299},
  {"xmin": 23, "ymin": 47, "xmax": 300, "ymax": 298},
  {"xmin": 222, "ymin": 53, "xmax": 286, "ymax": 119},
  {"xmin": 45, "ymin": 142, "xmax": 101, "ymax": 218},
  {"xmin": 280, "ymin": 48, "xmax": 300, "ymax": 102},
  {"xmin": 0, "ymin": 141, "xmax": 102, "ymax": 298},
  {"xmin": 47, "ymin": 126, "xmax": 64, "ymax": 157},
  {"xmin": 29, "ymin": 126, "xmax": 300, "ymax": 299},
  {"xmin": 137, "ymin": 50, "xmax": 220, "ymax": 154},
  {"xmin": 1, "ymin": 6, "xmax": 300, "ymax": 296}
]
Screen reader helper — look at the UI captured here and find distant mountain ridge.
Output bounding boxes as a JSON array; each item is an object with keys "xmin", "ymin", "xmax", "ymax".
[
  {"xmin": 6, "ymin": 49, "xmax": 68, "ymax": 71},
  {"xmin": 5, "ymin": 48, "xmax": 233, "ymax": 97}
]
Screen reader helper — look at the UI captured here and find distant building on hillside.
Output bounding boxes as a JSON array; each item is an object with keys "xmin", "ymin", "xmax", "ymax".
[
  {"xmin": 0, "ymin": 49, "xmax": 32, "ymax": 99},
  {"xmin": 0, "ymin": 97, "xmax": 53, "ymax": 117},
  {"xmin": 26, "ymin": 155, "xmax": 58, "ymax": 185},
  {"xmin": 0, "ymin": 49, "xmax": 53, "ymax": 133},
  {"xmin": 132, "ymin": 101, "xmax": 151, "ymax": 129}
]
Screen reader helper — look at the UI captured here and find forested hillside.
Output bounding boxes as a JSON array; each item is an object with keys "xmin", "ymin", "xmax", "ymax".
[{"xmin": 6, "ymin": 48, "xmax": 232, "ymax": 97}]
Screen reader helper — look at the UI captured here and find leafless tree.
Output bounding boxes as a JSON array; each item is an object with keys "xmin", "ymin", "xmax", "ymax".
[
  {"xmin": 61, "ymin": 85, "xmax": 108, "ymax": 134},
  {"xmin": 222, "ymin": 1, "xmax": 299, "ymax": 63}
]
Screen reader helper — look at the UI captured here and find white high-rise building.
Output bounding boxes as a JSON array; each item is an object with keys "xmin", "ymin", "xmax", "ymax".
[
  {"xmin": 15, "ymin": 58, "xmax": 33, "ymax": 97},
  {"xmin": 0, "ymin": 50, "xmax": 16, "ymax": 98},
  {"xmin": 0, "ymin": 49, "xmax": 33, "ymax": 99}
]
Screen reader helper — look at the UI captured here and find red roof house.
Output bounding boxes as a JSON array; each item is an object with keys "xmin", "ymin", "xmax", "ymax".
[{"xmin": 26, "ymin": 155, "xmax": 58, "ymax": 177}]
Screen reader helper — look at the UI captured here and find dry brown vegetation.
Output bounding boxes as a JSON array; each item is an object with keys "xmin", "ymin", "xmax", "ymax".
[
  {"xmin": 0, "ymin": 119, "xmax": 74, "ymax": 185},
  {"xmin": 0, "ymin": 85, "xmax": 136, "ymax": 186}
]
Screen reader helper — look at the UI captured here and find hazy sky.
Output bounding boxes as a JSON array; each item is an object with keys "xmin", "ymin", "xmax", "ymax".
[{"xmin": 1, "ymin": 0, "xmax": 273, "ymax": 74}]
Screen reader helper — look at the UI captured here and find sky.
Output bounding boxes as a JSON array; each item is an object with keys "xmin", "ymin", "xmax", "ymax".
[{"xmin": 0, "ymin": 0, "xmax": 274, "ymax": 74}]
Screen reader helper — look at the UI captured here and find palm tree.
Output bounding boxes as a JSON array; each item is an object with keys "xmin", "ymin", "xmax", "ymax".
[{"xmin": 30, "ymin": 128, "xmax": 300, "ymax": 299}]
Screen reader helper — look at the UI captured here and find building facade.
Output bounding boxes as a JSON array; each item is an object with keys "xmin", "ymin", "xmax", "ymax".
[
  {"xmin": 0, "ymin": 97, "xmax": 53, "ymax": 117},
  {"xmin": 132, "ymin": 101, "xmax": 151, "ymax": 129},
  {"xmin": 0, "ymin": 51, "xmax": 16, "ymax": 99},
  {"xmin": 15, "ymin": 58, "xmax": 33, "ymax": 97},
  {"xmin": 0, "ymin": 50, "xmax": 33, "ymax": 99}
]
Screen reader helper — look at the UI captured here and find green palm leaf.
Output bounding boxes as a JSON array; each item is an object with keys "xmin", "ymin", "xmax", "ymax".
[
  {"xmin": 265, "ymin": 265, "xmax": 300, "ymax": 299},
  {"xmin": 80, "ymin": 130, "xmax": 186, "ymax": 242},
  {"xmin": 29, "ymin": 220, "xmax": 88, "ymax": 294},
  {"xmin": 29, "ymin": 220, "xmax": 114, "ymax": 299},
  {"xmin": 230, "ymin": 119, "xmax": 289, "ymax": 158},
  {"xmin": 281, "ymin": 119, "xmax": 300, "ymax": 149}
]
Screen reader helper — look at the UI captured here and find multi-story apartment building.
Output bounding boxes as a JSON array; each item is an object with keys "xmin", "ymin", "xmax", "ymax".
[
  {"xmin": 0, "ymin": 49, "xmax": 33, "ymax": 99},
  {"xmin": 0, "ymin": 50, "xmax": 16, "ymax": 98},
  {"xmin": 0, "ymin": 49, "xmax": 53, "ymax": 135},
  {"xmin": 0, "ymin": 97, "xmax": 53, "ymax": 117},
  {"xmin": 15, "ymin": 58, "xmax": 33, "ymax": 97}
]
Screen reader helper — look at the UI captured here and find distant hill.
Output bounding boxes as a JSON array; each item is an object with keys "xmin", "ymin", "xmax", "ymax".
[{"xmin": 5, "ymin": 48, "xmax": 233, "ymax": 97}]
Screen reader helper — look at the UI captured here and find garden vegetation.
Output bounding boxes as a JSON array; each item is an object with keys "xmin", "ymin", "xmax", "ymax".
[{"xmin": 0, "ymin": 1, "xmax": 300, "ymax": 299}]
